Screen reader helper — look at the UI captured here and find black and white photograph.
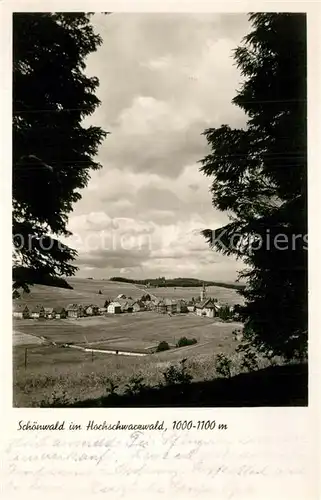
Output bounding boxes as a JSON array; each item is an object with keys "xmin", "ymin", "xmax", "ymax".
[{"xmin": 12, "ymin": 11, "xmax": 308, "ymax": 408}]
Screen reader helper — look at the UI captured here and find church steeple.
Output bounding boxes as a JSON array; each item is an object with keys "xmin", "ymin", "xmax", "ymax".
[{"xmin": 200, "ymin": 282, "xmax": 206, "ymax": 302}]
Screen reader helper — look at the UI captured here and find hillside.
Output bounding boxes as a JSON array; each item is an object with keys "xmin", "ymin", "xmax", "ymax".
[
  {"xmin": 14, "ymin": 278, "xmax": 143, "ymax": 308},
  {"xmin": 13, "ymin": 278, "xmax": 244, "ymax": 307},
  {"xmin": 110, "ymin": 276, "xmax": 245, "ymax": 291}
]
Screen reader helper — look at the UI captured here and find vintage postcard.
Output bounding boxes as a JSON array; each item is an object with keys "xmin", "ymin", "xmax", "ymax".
[{"xmin": 1, "ymin": 0, "xmax": 320, "ymax": 498}]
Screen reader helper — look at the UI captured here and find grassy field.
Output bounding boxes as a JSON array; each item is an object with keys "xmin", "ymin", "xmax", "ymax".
[
  {"xmin": 13, "ymin": 311, "xmax": 245, "ymax": 406},
  {"xmin": 14, "ymin": 312, "xmax": 242, "ymax": 349},
  {"xmin": 15, "ymin": 277, "xmax": 244, "ymax": 308},
  {"xmin": 14, "ymin": 278, "xmax": 144, "ymax": 308}
]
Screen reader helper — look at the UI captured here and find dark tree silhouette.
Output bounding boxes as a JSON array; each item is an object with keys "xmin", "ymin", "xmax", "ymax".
[
  {"xmin": 200, "ymin": 13, "xmax": 307, "ymax": 359},
  {"xmin": 218, "ymin": 305, "xmax": 232, "ymax": 321},
  {"xmin": 12, "ymin": 13, "xmax": 108, "ymax": 296}
]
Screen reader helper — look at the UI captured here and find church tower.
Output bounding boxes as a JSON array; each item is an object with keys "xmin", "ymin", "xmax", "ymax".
[{"xmin": 200, "ymin": 282, "xmax": 206, "ymax": 302}]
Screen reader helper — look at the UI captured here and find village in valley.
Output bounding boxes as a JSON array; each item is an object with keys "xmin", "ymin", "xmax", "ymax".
[
  {"xmin": 13, "ymin": 283, "xmax": 239, "ymax": 322},
  {"xmin": 13, "ymin": 277, "xmax": 245, "ymax": 408}
]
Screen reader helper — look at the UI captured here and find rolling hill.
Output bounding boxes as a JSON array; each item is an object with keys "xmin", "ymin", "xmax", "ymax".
[{"xmin": 13, "ymin": 277, "xmax": 244, "ymax": 308}]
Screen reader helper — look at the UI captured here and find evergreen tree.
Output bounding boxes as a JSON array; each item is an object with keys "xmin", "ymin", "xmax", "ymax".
[
  {"xmin": 13, "ymin": 13, "xmax": 107, "ymax": 296},
  {"xmin": 200, "ymin": 14, "xmax": 307, "ymax": 359},
  {"xmin": 218, "ymin": 305, "xmax": 232, "ymax": 321}
]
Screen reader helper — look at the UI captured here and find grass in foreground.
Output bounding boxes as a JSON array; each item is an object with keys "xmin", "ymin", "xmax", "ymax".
[
  {"xmin": 13, "ymin": 341, "xmax": 300, "ymax": 407},
  {"xmin": 70, "ymin": 362, "xmax": 308, "ymax": 408}
]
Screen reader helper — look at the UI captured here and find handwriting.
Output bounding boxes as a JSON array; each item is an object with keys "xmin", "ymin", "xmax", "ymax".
[{"xmin": 2, "ymin": 430, "xmax": 308, "ymax": 498}]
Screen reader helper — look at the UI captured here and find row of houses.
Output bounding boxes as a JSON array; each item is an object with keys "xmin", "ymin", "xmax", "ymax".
[
  {"xmin": 14, "ymin": 304, "xmax": 64, "ymax": 319},
  {"xmin": 13, "ymin": 303, "xmax": 104, "ymax": 320},
  {"xmin": 106, "ymin": 298, "xmax": 146, "ymax": 314},
  {"xmin": 151, "ymin": 297, "xmax": 222, "ymax": 317},
  {"xmin": 13, "ymin": 293, "xmax": 230, "ymax": 320},
  {"xmin": 13, "ymin": 298, "xmax": 147, "ymax": 319},
  {"xmin": 152, "ymin": 298, "xmax": 188, "ymax": 314},
  {"xmin": 141, "ymin": 284, "xmax": 223, "ymax": 317},
  {"xmin": 98, "ymin": 296, "xmax": 189, "ymax": 315}
]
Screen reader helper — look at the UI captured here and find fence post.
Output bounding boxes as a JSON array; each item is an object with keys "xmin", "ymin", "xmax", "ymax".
[{"xmin": 24, "ymin": 348, "xmax": 28, "ymax": 369}]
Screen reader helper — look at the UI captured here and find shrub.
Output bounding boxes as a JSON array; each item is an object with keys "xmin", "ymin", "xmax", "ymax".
[
  {"xmin": 236, "ymin": 340, "xmax": 260, "ymax": 371},
  {"xmin": 162, "ymin": 359, "xmax": 193, "ymax": 385},
  {"xmin": 232, "ymin": 329, "xmax": 243, "ymax": 341},
  {"xmin": 240, "ymin": 351, "xmax": 259, "ymax": 372},
  {"xmin": 38, "ymin": 389, "xmax": 72, "ymax": 407},
  {"xmin": 124, "ymin": 375, "xmax": 147, "ymax": 396},
  {"xmin": 214, "ymin": 353, "xmax": 232, "ymax": 378},
  {"xmin": 156, "ymin": 341, "xmax": 170, "ymax": 352},
  {"xmin": 218, "ymin": 305, "xmax": 232, "ymax": 321},
  {"xmin": 106, "ymin": 378, "xmax": 118, "ymax": 395},
  {"xmin": 176, "ymin": 337, "xmax": 198, "ymax": 348},
  {"xmin": 263, "ymin": 349, "xmax": 278, "ymax": 366}
]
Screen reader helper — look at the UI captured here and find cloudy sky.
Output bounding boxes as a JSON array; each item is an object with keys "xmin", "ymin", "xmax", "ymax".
[{"xmin": 64, "ymin": 13, "xmax": 250, "ymax": 281}]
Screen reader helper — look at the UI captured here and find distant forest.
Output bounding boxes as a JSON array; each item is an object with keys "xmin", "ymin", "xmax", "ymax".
[{"xmin": 110, "ymin": 277, "xmax": 245, "ymax": 291}]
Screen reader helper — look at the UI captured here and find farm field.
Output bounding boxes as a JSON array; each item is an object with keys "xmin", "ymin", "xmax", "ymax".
[
  {"xmin": 13, "ymin": 312, "xmax": 242, "ymax": 353},
  {"xmin": 13, "ymin": 311, "xmax": 244, "ymax": 407}
]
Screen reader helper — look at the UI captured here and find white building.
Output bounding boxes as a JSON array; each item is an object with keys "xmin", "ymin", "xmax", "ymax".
[
  {"xmin": 30, "ymin": 305, "xmax": 45, "ymax": 319},
  {"xmin": 107, "ymin": 301, "xmax": 122, "ymax": 314},
  {"xmin": 195, "ymin": 299, "xmax": 218, "ymax": 318},
  {"xmin": 13, "ymin": 304, "xmax": 30, "ymax": 319},
  {"xmin": 44, "ymin": 307, "xmax": 55, "ymax": 319}
]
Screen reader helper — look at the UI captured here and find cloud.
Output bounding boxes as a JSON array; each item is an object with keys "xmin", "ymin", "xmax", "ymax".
[
  {"xmin": 63, "ymin": 209, "xmax": 243, "ymax": 281},
  {"xmin": 84, "ymin": 13, "xmax": 247, "ymax": 178},
  {"xmin": 66, "ymin": 13, "xmax": 250, "ymax": 281}
]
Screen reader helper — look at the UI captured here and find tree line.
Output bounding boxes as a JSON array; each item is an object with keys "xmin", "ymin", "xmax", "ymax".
[{"xmin": 109, "ymin": 276, "xmax": 245, "ymax": 290}]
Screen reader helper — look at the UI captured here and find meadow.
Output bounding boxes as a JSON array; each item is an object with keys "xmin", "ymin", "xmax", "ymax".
[
  {"xmin": 15, "ymin": 278, "xmax": 143, "ymax": 308},
  {"xmin": 15, "ymin": 277, "xmax": 244, "ymax": 308},
  {"xmin": 13, "ymin": 314, "xmax": 244, "ymax": 407}
]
